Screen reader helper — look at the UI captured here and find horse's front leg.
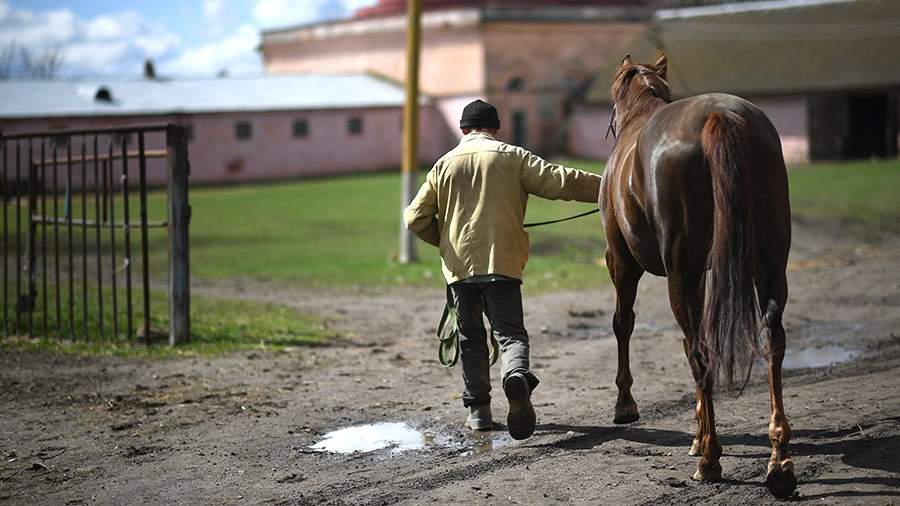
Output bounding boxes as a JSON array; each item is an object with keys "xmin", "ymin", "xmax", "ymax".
[{"xmin": 606, "ymin": 247, "xmax": 643, "ymax": 424}]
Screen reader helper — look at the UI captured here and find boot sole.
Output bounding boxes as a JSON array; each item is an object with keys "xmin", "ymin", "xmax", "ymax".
[{"xmin": 504, "ymin": 375, "xmax": 535, "ymax": 440}]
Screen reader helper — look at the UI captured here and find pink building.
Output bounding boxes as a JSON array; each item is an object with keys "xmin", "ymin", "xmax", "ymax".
[
  {"xmin": 262, "ymin": 0, "xmax": 899, "ymax": 165},
  {"xmin": 4, "ymin": 0, "xmax": 895, "ymax": 187},
  {"xmin": 0, "ymin": 74, "xmax": 450, "ymax": 185},
  {"xmin": 260, "ymin": 0, "xmax": 657, "ymax": 156}
]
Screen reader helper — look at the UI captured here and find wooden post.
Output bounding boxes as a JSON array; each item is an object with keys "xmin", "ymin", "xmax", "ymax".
[
  {"xmin": 399, "ymin": 0, "xmax": 421, "ymax": 264},
  {"xmin": 166, "ymin": 125, "xmax": 190, "ymax": 345}
]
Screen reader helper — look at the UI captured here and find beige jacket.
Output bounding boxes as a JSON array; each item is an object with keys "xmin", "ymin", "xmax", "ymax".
[{"xmin": 404, "ymin": 131, "xmax": 602, "ymax": 283}]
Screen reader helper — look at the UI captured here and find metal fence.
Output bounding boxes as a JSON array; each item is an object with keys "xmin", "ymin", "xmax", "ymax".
[{"xmin": 2, "ymin": 124, "xmax": 190, "ymax": 345}]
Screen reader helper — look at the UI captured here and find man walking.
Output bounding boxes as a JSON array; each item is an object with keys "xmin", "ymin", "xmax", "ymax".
[{"xmin": 404, "ymin": 99, "xmax": 602, "ymax": 440}]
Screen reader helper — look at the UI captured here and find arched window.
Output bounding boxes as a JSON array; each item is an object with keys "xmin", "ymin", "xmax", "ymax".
[
  {"xmin": 561, "ymin": 74, "xmax": 580, "ymax": 92},
  {"xmin": 506, "ymin": 76, "xmax": 526, "ymax": 92}
]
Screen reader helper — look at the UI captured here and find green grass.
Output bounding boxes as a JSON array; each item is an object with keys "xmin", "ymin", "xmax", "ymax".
[
  {"xmin": 1, "ymin": 283, "xmax": 329, "ymax": 358},
  {"xmin": 787, "ymin": 159, "xmax": 900, "ymax": 231},
  {"xmin": 177, "ymin": 161, "xmax": 610, "ymax": 292},
  {"xmin": 6, "ymin": 158, "xmax": 897, "ymax": 296},
  {"xmin": 3, "ymin": 157, "xmax": 897, "ymax": 357}
]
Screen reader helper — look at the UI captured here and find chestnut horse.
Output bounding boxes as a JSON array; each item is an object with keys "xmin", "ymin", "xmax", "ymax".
[{"xmin": 600, "ymin": 54, "xmax": 795, "ymax": 498}]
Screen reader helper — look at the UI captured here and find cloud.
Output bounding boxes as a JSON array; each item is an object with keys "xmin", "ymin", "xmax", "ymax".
[
  {"xmin": 202, "ymin": 0, "xmax": 237, "ymax": 37},
  {"xmin": 163, "ymin": 24, "xmax": 260, "ymax": 76},
  {"xmin": 0, "ymin": 0, "xmax": 379, "ymax": 78},
  {"xmin": 203, "ymin": 0, "xmax": 225, "ymax": 21},
  {"xmin": 173, "ymin": 0, "xmax": 377, "ymax": 75},
  {"xmin": 253, "ymin": 0, "xmax": 377, "ymax": 30},
  {"xmin": 0, "ymin": 2, "xmax": 181, "ymax": 77}
]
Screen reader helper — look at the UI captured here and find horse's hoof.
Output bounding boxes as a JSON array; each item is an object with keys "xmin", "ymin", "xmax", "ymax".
[
  {"xmin": 765, "ymin": 460, "xmax": 797, "ymax": 499},
  {"xmin": 691, "ymin": 463, "xmax": 722, "ymax": 482},
  {"xmin": 688, "ymin": 438, "xmax": 702, "ymax": 456},
  {"xmin": 613, "ymin": 404, "xmax": 639, "ymax": 424}
]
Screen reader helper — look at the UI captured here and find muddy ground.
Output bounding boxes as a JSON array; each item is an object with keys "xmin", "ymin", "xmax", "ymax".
[{"xmin": 2, "ymin": 220, "xmax": 899, "ymax": 505}]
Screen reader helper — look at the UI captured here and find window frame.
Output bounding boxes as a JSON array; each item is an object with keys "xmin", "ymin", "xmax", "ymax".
[
  {"xmin": 235, "ymin": 120, "xmax": 253, "ymax": 141},
  {"xmin": 292, "ymin": 118, "xmax": 309, "ymax": 138},
  {"xmin": 347, "ymin": 116, "xmax": 364, "ymax": 136}
]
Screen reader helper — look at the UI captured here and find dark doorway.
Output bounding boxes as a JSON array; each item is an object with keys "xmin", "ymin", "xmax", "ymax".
[
  {"xmin": 808, "ymin": 91, "xmax": 898, "ymax": 160},
  {"xmin": 512, "ymin": 110, "xmax": 527, "ymax": 147},
  {"xmin": 847, "ymin": 93, "xmax": 888, "ymax": 158}
]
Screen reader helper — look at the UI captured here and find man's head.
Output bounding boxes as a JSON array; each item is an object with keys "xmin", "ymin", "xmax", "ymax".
[{"xmin": 460, "ymin": 99, "xmax": 500, "ymax": 135}]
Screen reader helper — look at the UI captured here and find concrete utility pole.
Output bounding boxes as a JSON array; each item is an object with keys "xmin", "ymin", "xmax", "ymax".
[{"xmin": 399, "ymin": 0, "xmax": 421, "ymax": 264}]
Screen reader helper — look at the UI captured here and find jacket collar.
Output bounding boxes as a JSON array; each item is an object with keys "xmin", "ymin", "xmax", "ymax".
[{"xmin": 462, "ymin": 131, "xmax": 496, "ymax": 143}]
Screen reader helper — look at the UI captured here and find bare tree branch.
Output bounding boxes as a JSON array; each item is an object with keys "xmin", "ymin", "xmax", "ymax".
[
  {"xmin": 0, "ymin": 41, "xmax": 17, "ymax": 79},
  {"xmin": 0, "ymin": 42, "xmax": 64, "ymax": 79},
  {"xmin": 22, "ymin": 46, "xmax": 63, "ymax": 78}
]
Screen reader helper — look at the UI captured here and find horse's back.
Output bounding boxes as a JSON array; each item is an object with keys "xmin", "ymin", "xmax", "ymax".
[
  {"xmin": 641, "ymin": 93, "xmax": 781, "ymax": 168},
  {"xmin": 637, "ymin": 93, "xmax": 790, "ymax": 268}
]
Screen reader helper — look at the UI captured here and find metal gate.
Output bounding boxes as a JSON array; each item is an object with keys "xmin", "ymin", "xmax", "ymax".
[{"xmin": 2, "ymin": 124, "xmax": 190, "ymax": 345}]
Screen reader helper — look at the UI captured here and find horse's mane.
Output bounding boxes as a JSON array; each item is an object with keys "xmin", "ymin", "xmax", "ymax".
[{"xmin": 612, "ymin": 63, "xmax": 672, "ymax": 129}]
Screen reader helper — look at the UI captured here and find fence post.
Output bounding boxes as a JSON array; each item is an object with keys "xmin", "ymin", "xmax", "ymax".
[
  {"xmin": 25, "ymin": 148, "xmax": 37, "ymax": 330},
  {"xmin": 166, "ymin": 125, "xmax": 190, "ymax": 345}
]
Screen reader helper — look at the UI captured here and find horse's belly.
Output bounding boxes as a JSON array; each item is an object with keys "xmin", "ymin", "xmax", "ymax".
[{"xmin": 614, "ymin": 195, "xmax": 666, "ymax": 276}]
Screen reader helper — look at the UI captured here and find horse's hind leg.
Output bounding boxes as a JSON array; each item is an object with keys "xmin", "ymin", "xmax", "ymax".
[
  {"xmin": 759, "ymin": 271, "xmax": 797, "ymax": 499},
  {"xmin": 678, "ymin": 291, "xmax": 706, "ymax": 457},
  {"xmin": 606, "ymin": 241, "xmax": 643, "ymax": 424},
  {"xmin": 685, "ymin": 363, "xmax": 705, "ymax": 456},
  {"xmin": 668, "ymin": 268, "xmax": 722, "ymax": 481}
]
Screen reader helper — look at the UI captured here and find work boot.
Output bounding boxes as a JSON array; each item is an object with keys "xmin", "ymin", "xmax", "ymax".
[
  {"xmin": 466, "ymin": 404, "xmax": 494, "ymax": 431},
  {"xmin": 504, "ymin": 372, "xmax": 536, "ymax": 440}
]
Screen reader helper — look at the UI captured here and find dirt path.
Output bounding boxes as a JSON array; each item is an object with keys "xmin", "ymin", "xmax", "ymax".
[{"xmin": 2, "ymin": 222, "xmax": 899, "ymax": 505}]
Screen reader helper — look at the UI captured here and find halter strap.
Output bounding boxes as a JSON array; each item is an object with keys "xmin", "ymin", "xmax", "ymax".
[{"xmin": 605, "ymin": 105, "xmax": 617, "ymax": 140}]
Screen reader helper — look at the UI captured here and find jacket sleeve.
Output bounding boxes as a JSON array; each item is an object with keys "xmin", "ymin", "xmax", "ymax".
[
  {"xmin": 519, "ymin": 150, "xmax": 602, "ymax": 203},
  {"xmin": 403, "ymin": 168, "xmax": 440, "ymax": 247}
]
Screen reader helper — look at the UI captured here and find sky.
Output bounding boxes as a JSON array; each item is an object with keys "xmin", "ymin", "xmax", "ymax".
[{"xmin": 0, "ymin": 0, "xmax": 379, "ymax": 78}]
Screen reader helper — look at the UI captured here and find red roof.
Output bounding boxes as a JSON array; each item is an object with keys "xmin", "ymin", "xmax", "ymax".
[{"xmin": 355, "ymin": 0, "xmax": 648, "ymax": 18}]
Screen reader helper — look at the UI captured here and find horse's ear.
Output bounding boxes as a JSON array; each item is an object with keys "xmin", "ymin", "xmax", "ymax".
[
  {"xmin": 621, "ymin": 54, "xmax": 633, "ymax": 67},
  {"xmin": 654, "ymin": 52, "xmax": 668, "ymax": 79}
]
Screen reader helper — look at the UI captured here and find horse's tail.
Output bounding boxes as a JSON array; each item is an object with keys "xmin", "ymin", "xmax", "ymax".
[{"xmin": 699, "ymin": 111, "xmax": 758, "ymax": 390}]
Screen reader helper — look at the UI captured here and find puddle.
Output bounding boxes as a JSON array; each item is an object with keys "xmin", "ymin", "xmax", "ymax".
[
  {"xmin": 782, "ymin": 345, "xmax": 859, "ymax": 370},
  {"xmin": 461, "ymin": 432, "xmax": 514, "ymax": 456},
  {"xmin": 310, "ymin": 422, "xmax": 428, "ymax": 454},
  {"xmin": 793, "ymin": 321, "xmax": 864, "ymax": 342},
  {"xmin": 309, "ymin": 422, "xmax": 513, "ymax": 456}
]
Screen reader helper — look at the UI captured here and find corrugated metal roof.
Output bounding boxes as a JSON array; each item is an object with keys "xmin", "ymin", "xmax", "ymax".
[
  {"xmin": 585, "ymin": 0, "xmax": 900, "ymax": 104},
  {"xmin": 0, "ymin": 74, "xmax": 411, "ymax": 119}
]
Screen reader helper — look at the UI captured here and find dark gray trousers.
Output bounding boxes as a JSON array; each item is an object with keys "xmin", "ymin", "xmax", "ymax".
[{"xmin": 449, "ymin": 281, "xmax": 540, "ymax": 407}]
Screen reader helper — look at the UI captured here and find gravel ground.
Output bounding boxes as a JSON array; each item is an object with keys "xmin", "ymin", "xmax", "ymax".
[{"xmin": 1, "ymin": 220, "xmax": 899, "ymax": 505}]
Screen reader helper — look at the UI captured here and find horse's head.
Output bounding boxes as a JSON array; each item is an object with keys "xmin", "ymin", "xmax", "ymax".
[{"xmin": 608, "ymin": 53, "xmax": 672, "ymax": 138}]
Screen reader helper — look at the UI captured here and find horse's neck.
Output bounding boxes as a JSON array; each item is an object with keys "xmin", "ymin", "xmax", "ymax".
[
  {"xmin": 620, "ymin": 107, "xmax": 661, "ymax": 138},
  {"xmin": 619, "ymin": 93, "xmax": 667, "ymax": 134}
]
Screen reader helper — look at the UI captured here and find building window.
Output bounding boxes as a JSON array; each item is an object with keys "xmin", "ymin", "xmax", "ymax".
[
  {"xmin": 235, "ymin": 121, "xmax": 252, "ymax": 141},
  {"xmin": 112, "ymin": 133, "xmax": 133, "ymax": 147},
  {"xmin": 184, "ymin": 124, "xmax": 194, "ymax": 143},
  {"xmin": 512, "ymin": 110, "xmax": 527, "ymax": 147},
  {"xmin": 293, "ymin": 118, "xmax": 309, "ymax": 138},
  {"xmin": 347, "ymin": 117, "xmax": 364, "ymax": 136},
  {"xmin": 561, "ymin": 74, "xmax": 580, "ymax": 92},
  {"xmin": 507, "ymin": 76, "xmax": 526, "ymax": 92},
  {"xmin": 51, "ymin": 134, "xmax": 69, "ymax": 149}
]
